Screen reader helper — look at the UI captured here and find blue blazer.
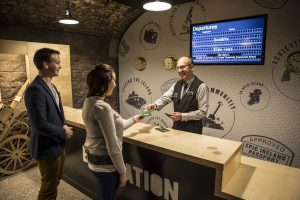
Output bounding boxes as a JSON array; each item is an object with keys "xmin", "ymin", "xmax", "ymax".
[{"xmin": 25, "ymin": 76, "xmax": 66, "ymax": 160}]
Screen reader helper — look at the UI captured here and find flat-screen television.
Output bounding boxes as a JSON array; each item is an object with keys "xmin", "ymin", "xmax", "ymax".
[{"xmin": 190, "ymin": 15, "xmax": 267, "ymax": 65}]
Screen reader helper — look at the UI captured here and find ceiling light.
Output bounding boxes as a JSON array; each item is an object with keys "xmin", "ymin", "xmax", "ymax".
[
  {"xmin": 143, "ymin": 1, "xmax": 172, "ymax": 11},
  {"xmin": 59, "ymin": 1, "xmax": 79, "ymax": 25}
]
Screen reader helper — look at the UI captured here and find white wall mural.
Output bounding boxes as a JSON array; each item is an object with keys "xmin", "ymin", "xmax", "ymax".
[{"xmin": 119, "ymin": 0, "xmax": 300, "ymax": 168}]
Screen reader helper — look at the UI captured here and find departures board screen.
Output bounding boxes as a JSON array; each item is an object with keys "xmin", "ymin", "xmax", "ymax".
[{"xmin": 190, "ymin": 15, "xmax": 267, "ymax": 65}]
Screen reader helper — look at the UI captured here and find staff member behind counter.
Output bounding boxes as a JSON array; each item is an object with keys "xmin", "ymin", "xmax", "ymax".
[{"xmin": 146, "ymin": 56, "xmax": 209, "ymax": 134}]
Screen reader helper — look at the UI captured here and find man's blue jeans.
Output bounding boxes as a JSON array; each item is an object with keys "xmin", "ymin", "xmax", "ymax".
[{"xmin": 91, "ymin": 171, "xmax": 119, "ymax": 200}]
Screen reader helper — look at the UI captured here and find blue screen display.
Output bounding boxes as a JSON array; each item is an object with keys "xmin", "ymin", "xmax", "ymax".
[{"xmin": 190, "ymin": 15, "xmax": 267, "ymax": 65}]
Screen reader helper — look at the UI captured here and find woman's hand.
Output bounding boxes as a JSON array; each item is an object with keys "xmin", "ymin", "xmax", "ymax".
[
  {"xmin": 119, "ymin": 173, "xmax": 128, "ymax": 187},
  {"xmin": 134, "ymin": 115, "xmax": 144, "ymax": 123}
]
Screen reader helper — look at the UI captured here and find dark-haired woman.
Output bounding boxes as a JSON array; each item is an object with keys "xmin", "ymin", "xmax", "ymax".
[{"xmin": 82, "ymin": 64, "xmax": 142, "ymax": 200}]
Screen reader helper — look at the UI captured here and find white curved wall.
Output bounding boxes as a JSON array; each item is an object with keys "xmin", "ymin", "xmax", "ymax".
[{"xmin": 119, "ymin": 0, "xmax": 300, "ymax": 168}]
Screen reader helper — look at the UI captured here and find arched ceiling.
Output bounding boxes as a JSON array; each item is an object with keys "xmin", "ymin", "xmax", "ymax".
[{"xmin": 0, "ymin": 0, "xmax": 191, "ymax": 39}]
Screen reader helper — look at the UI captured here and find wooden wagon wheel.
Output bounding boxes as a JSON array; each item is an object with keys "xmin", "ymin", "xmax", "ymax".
[
  {"xmin": 15, "ymin": 111, "xmax": 30, "ymax": 124},
  {"xmin": 0, "ymin": 135, "xmax": 35, "ymax": 175},
  {"xmin": 7, "ymin": 120, "xmax": 30, "ymax": 137}
]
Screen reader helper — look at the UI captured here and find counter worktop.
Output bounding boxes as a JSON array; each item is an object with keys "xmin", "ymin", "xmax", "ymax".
[
  {"xmin": 63, "ymin": 106, "xmax": 241, "ymax": 169},
  {"xmin": 63, "ymin": 106, "xmax": 300, "ymax": 200}
]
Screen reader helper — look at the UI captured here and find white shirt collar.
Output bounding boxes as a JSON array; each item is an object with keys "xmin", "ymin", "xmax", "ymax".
[{"xmin": 184, "ymin": 75, "xmax": 195, "ymax": 86}]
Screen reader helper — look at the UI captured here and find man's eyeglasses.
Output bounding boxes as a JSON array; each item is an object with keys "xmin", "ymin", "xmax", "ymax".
[{"xmin": 176, "ymin": 64, "xmax": 190, "ymax": 70}]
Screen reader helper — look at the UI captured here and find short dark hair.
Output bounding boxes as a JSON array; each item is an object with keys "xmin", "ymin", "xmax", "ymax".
[
  {"xmin": 86, "ymin": 64, "xmax": 114, "ymax": 98},
  {"xmin": 33, "ymin": 48, "xmax": 60, "ymax": 70}
]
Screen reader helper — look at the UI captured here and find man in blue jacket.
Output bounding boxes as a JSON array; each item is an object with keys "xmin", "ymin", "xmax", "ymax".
[{"xmin": 25, "ymin": 48, "xmax": 73, "ymax": 200}]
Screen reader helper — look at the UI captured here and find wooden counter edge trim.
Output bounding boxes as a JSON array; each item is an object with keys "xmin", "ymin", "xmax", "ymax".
[
  {"xmin": 215, "ymin": 173, "xmax": 244, "ymax": 200},
  {"xmin": 214, "ymin": 146, "xmax": 243, "ymax": 200},
  {"xmin": 65, "ymin": 119, "xmax": 85, "ymax": 129},
  {"xmin": 222, "ymin": 145, "xmax": 242, "ymax": 188},
  {"xmin": 123, "ymin": 137, "xmax": 223, "ymax": 170}
]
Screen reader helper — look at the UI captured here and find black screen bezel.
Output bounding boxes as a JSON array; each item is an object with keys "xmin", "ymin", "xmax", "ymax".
[{"xmin": 190, "ymin": 14, "xmax": 268, "ymax": 65}]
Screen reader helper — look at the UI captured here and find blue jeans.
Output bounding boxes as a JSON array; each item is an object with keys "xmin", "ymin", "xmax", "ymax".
[{"xmin": 91, "ymin": 171, "xmax": 119, "ymax": 200}]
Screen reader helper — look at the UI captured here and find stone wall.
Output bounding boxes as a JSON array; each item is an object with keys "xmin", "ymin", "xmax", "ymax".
[
  {"xmin": 0, "ymin": 54, "xmax": 27, "ymax": 106},
  {"xmin": 0, "ymin": 24, "xmax": 120, "ymax": 110}
]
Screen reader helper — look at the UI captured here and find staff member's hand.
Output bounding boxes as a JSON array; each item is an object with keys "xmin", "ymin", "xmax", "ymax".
[
  {"xmin": 146, "ymin": 103, "xmax": 157, "ymax": 111},
  {"xmin": 119, "ymin": 173, "xmax": 128, "ymax": 187},
  {"xmin": 171, "ymin": 112, "xmax": 182, "ymax": 121}
]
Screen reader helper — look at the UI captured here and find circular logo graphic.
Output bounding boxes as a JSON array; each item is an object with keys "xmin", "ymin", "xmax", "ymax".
[
  {"xmin": 161, "ymin": 78, "xmax": 180, "ymax": 94},
  {"xmin": 146, "ymin": 115, "xmax": 168, "ymax": 128},
  {"xmin": 169, "ymin": 0, "xmax": 206, "ymax": 41},
  {"xmin": 202, "ymin": 87, "xmax": 236, "ymax": 138},
  {"xmin": 163, "ymin": 56, "xmax": 177, "ymax": 71},
  {"xmin": 254, "ymin": 0, "xmax": 288, "ymax": 9},
  {"xmin": 119, "ymin": 31, "xmax": 134, "ymax": 63},
  {"xmin": 284, "ymin": 51, "xmax": 300, "ymax": 76},
  {"xmin": 135, "ymin": 57, "xmax": 147, "ymax": 71},
  {"xmin": 139, "ymin": 21, "xmax": 161, "ymax": 50},
  {"xmin": 272, "ymin": 50, "xmax": 300, "ymax": 101},
  {"xmin": 241, "ymin": 135, "xmax": 294, "ymax": 166},
  {"xmin": 239, "ymin": 82, "xmax": 270, "ymax": 111},
  {"xmin": 121, "ymin": 78, "xmax": 152, "ymax": 117}
]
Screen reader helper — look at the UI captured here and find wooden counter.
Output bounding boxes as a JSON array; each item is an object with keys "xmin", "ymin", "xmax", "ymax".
[
  {"xmin": 122, "ymin": 122, "xmax": 242, "ymax": 199},
  {"xmin": 63, "ymin": 106, "xmax": 300, "ymax": 200},
  {"xmin": 64, "ymin": 106, "xmax": 85, "ymax": 129},
  {"xmin": 223, "ymin": 156, "xmax": 300, "ymax": 200}
]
